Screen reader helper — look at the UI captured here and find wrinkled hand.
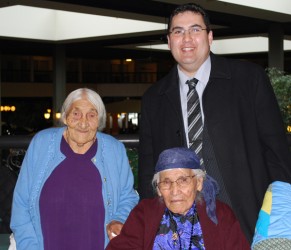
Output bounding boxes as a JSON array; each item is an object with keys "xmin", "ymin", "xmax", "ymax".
[{"xmin": 106, "ymin": 220, "xmax": 123, "ymax": 240}]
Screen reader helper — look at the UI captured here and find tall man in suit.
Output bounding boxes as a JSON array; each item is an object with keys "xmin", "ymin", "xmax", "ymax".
[{"xmin": 138, "ymin": 3, "xmax": 291, "ymax": 242}]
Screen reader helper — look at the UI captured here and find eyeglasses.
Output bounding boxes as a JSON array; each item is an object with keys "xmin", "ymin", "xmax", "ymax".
[
  {"xmin": 169, "ymin": 26, "xmax": 207, "ymax": 37},
  {"xmin": 157, "ymin": 175, "xmax": 196, "ymax": 190}
]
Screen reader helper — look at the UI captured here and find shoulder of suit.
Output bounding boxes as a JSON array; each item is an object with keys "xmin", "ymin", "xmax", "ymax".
[
  {"xmin": 143, "ymin": 66, "xmax": 178, "ymax": 96},
  {"xmin": 211, "ymin": 53, "xmax": 263, "ymax": 71}
]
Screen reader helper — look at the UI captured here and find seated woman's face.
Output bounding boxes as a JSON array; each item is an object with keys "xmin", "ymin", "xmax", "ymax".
[
  {"xmin": 65, "ymin": 98, "xmax": 99, "ymax": 146},
  {"xmin": 158, "ymin": 168, "xmax": 203, "ymax": 215}
]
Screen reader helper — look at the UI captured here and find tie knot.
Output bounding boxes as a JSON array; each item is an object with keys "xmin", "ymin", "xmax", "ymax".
[{"xmin": 186, "ymin": 78, "xmax": 199, "ymax": 90}]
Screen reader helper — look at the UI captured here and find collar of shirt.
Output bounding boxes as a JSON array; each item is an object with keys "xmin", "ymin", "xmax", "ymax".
[
  {"xmin": 178, "ymin": 55, "xmax": 211, "ymax": 99},
  {"xmin": 178, "ymin": 56, "xmax": 211, "ymax": 147}
]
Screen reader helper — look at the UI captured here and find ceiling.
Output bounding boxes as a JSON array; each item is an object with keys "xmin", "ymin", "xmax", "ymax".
[{"xmin": 1, "ymin": 0, "xmax": 291, "ymax": 59}]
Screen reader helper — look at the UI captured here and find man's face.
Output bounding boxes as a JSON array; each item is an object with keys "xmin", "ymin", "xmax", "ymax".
[{"xmin": 168, "ymin": 11, "xmax": 213, "ymax": 76}]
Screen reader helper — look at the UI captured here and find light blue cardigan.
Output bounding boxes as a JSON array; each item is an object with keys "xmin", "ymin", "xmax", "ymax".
[{"xmin": 10, "ymin": 127, "xmax": 139, "ymax": 249}]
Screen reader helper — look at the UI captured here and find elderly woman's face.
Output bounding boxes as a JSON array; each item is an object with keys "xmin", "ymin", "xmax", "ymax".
[
  {"xmin": 158, "ymin": 168, "xmax": 203, "ymax": 215},
  {"xmin": 65, "ymin": 98, "xmax": 98, "ymax": 147}
]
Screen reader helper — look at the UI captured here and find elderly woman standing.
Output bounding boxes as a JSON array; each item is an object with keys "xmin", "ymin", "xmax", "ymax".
[
  {"xmin": 106, "ymin": 147, "xmax": 249, "ymax": 249},
  {"xmin": 10, "ymin": 88, "xmax": 139, "ymax": 250}
]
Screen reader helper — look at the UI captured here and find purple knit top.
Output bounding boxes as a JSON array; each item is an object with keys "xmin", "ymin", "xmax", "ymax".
[{"xmin": 39, "ymin": 136, "xmax": 105, "ymax": 250}]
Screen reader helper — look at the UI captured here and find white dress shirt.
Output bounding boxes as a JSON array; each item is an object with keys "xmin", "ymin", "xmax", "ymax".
[{"xmin": 178, "ymin": 55, "xmax": 211, "ymax": 146}]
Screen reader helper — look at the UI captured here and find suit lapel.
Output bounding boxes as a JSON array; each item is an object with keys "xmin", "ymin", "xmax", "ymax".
[
  {"xmin": 161, "ymin": 66, "xmax": 182, "ymax": 118},
  {"xmin": 161, "ymin": 66, "xmax": 187, "ymax": 146}
]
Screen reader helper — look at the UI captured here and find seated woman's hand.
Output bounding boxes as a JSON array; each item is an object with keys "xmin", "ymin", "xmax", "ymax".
[{"xmin": 106, "ymin": 220, "xmax": 123, "ymax": 240}]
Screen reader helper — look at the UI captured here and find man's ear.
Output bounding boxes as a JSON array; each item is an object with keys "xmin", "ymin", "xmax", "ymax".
[
  {"xmin": 167, "ymin": 35, "xmax": 171, "ymax": 50},
  {"xmin": 208, "ymin": 30, "xmax": 213, "ymax": 45}
]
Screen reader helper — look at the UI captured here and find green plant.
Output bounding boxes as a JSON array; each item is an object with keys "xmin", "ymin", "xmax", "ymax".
[
  {"xmin": 266, "ymin": 68, "xmax": 291, "ymax": 132},
  {"xmin": 126, "ymin": 148, "xmax": 139, "ymax": 190}
]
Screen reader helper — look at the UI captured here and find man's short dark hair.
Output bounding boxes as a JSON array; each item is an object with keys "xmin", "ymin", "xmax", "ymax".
[{"xmin": 167, "ymin": 3, "xmax": 211, "ymax": 34}]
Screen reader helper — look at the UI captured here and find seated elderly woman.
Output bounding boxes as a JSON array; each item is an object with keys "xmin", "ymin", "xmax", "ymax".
[
  {"xmin": 10, "ymin": 88, "xmax": 139, "ymax": 250},
  {"xmin": 106, "ymin": 147, "xmax": 249, "ymax": 249}
]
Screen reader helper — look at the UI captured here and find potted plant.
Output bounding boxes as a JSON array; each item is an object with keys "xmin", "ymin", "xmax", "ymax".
[{"xmin": 266, "ymin": 68, "xmax": 291, "ymax": 147}]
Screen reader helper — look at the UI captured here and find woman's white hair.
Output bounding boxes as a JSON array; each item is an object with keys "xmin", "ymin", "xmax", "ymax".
[
  {"xmin": 152, "ymin": 168, "xmax": 206, "ymax": 200},
  {"xmin": 60, "ymin": 88, "xmax": 107, "ymax": 131}
]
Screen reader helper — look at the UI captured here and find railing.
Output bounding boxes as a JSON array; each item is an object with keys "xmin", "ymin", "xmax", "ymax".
[
  {"xmin": 0, "ymin": 135, "xmax": 33, "ymax": 149},
  {"xmin": 1, "ymin": 70, "xmax": 53, "ymax": 83},
  {"xmin": 1, "ymin": 70, "xmax": 167, "ymax": 84}
]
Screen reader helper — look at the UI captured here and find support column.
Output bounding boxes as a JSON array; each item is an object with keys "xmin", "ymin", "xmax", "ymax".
[
  {"xmin": 30, "ymin": 56, "xmax": 34, "ymax": 82},
  {"xmin": 53, "ymin": 44, "xmax": 66, "ymax": 126},
  {"xmin": 111, "ymin": 113, "xmax": 119, "ymax": 135},
  {"xmin": 0, "ymin": 51, "xmax": 2, "ymax": 135},
  {"xmin": 268, "ymin": 23, "xmax": 284, "ymax": 70}
]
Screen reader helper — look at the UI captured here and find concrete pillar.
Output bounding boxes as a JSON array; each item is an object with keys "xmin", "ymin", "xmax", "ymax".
[
  {"xmin": 268, "ymin": 23, "xmax": 284, "ymax": 70},
  {"xmin": 53, "ymin": 44, "xmax": 66, "ymax": 126},
  {"xmin": 0, "ymin": 51, "xmax": 1, "ymax": 135},
  {"xmin": 78, "ymin": 58, "xmax": 82, "ymax": 83},
  {"xmin": 30, "ymin": 56, "xmax": 34, "ymax": 82},
  {"xmin": 111, "ymin": 113, "xmax": 119, "ymax": 135}
]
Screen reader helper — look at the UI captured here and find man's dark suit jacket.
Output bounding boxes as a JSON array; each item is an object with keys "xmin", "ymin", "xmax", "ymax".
[{"xmin": 138, "ymin": 53, "xmax": 291, "ymax": 242}]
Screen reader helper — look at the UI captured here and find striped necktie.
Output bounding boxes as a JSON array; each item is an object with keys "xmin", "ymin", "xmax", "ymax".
[{"xmin": 186, "ymin": 78, "xmax": 204, "ymax": 166}]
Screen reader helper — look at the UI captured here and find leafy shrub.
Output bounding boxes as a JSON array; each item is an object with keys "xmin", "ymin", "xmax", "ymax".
[{"xmin": 267, "ymin": 68, "xmax": 291, "ymax": 132}]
